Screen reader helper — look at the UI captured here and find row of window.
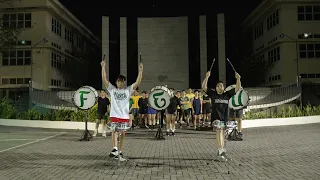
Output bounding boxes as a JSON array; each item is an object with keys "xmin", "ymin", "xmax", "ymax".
[
  {"xmin": 2, "ymin": 50, "xmax": 31, "ymax": 66},
  {"xmin": 298, "ymin": 33, "xmax": 320, "ymax": 39},
  {"xmin": 51, "ymin": 52, "xmax": 63, "ymax": 69},
  {"xmin": 300, "ymin": 73, "xmax": 320, "ymax": 78},
  {"xmin": 51, "ymin": 79, "xmax": 73, "ymax": 88},
  {"xmin": 298, "ymin": 6, "xmax": 320, "ymax": 21},
  {"xmin": 267, "ymin": 10, "xmax": 279, "ymax": 31},
  {"xmin": 268, "ymin": 46, "xmax": 280, "ymax": 63},
  {"xmin": 1, "ymin": 78, "xmax": 30, "ymax": 85},
  {"xmin": 269, "ymin": 75, "xmax": 281, "ymax": 82},
  {"xmin": 51, "ymin": 42, "xmax": 61, "ymax": 51},
  {"xmin": 254, "ymin": 22, "xmax": 264, "ymax": 40},
  {"xmin": 255, "ymin": 44, "xmax": 264, "ymax": 52},
  {"xmin": 299, "ymin": 43, "xmax": 320, "ymax": 59},
  {"xmin": 2, "ymin": 13, "xmax": 32, "ymax": 28},
  {"xmin": 268, "ymin": 37, "xmax": 278, "ymax": 45},
  {"xmin": 51, "ymin": 18, "xmax": 81, "ymax": 48}
]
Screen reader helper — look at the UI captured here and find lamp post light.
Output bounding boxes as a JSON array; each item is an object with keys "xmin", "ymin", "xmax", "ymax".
[
  {"xmin": 279, "ymin": 33, "xmax": 311, "ymax": 106},
  {"xmin": 28, "ymin": 38, "xmax": 48, "ymax": 109}
]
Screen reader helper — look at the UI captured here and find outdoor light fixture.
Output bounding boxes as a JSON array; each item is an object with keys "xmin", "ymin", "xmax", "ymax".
[{"xmin": 303, "ymin": 33, "xmax": 311, "ymax": 38}]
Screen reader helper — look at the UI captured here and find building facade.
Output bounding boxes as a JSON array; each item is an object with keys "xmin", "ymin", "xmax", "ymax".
[
  {"xmin": 0, "ymin": 0, "xmax": 100, "ymax": 101},
  {"xmin": 102, "ymin": 15, "xmax": 227, "ymax": 91},
  {"xmin": 243, "ymin": 0, "xmax": 320, "ymax": 87}
]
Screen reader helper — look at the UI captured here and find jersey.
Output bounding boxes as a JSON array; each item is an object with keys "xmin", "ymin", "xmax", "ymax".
[
  {"xmin": 97, "ymin": 97, "xmax": 110, "ymax": 114},
  {"xmin": 186, "ymin": 93, "xmax": 195, "ymax": 108},
  {"xmin": 107, "ymin": 83, "xmax": 134, "ymax": 119},
  {"xmin": 180, "ymin": 96, "xmax": 190, "ymax": 110},
  {"xmin": 207, "ymin": 88, "xmax": 235, "ymax": 122},
  {"xmin": 131, "ymin": 95, "xmax": 141, "ymax": 108}
]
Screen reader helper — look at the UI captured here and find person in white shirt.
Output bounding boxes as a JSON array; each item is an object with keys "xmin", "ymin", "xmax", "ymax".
[{"xmin": 101, "ymin": 60, "xmax": 143, "ymax": 161}]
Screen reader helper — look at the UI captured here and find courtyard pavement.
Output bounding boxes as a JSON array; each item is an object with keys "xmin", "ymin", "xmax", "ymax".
[{"xmin": 0, "ymin": 123, "xmax": 319, "ymax": 180}]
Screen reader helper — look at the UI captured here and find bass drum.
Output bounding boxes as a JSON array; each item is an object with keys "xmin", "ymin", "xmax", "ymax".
[{"xmin": 148, "ymin": 85, "xmax": 172, "ymax": 111}]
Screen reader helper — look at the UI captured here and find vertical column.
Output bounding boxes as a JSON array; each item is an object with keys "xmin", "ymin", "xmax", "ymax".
[
  {"xmin": 101, "ymin": 16, "xmax": 109, "ymax": 89},
  {"xmin": 199, "ymin": 15, "xmax": 207, "ymax": 83},
  {"xmin": 120, "ymin": 17, "xmax": 127, "ymax": 86},
  {"xmin": 217, "ymin": 14, "xmax": 226, "ymax": 85}
]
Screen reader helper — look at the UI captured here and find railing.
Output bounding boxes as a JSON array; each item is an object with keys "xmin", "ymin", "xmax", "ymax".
[{"xmin": 29, "ymin": 83, "xmax": 301, "ymax": 111}]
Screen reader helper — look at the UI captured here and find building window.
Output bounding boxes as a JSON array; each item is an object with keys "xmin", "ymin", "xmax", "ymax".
[
  {"xmin": 300, "ymin": 73, "xmax": 320, "ymax": 78},
  {"xmin": 269, "ymin": 75, "xmax": 281, "ymax": 82},
  {"xmin": 76, "ymin": 36, "xmax": 81, "ymax": 48},
  {"xmin": 298, "ymin": 6, "xmax": 320, "ymax": 21},
  {"xmin": 267, "ymin": 10, "xmax": 279, "ymax": 30},
  {"xmin": 51, "ymin": 79, "xmax": 62, "ymax": 86},
  {"xmin": 2, "ymin": 50, "xmax": 31, "ymax": 66},
  {"xmin": 65, "ymin": 27, "xmax": 73, "ymax": 43},
  {"xmin": 268, "ymin": 46, "xmax": 280, "ymax": 63},
  {"xmin": 299, "ymin": 43, "xmax": 320, "ymax": 58},
  {"xmin": 1, "ymin": 78, "xmax": 30, "ymax": 85},
  {"xmin": 254, "ymin": 22, "xmax": 264, "ymax": 40},
  {"xmin": 51, "ymin": 42, "xmax": 61, "ymax": 51},
  {"xmin": 51, "ymin": 18, "xmax": 61, "ymax": 36},
  {"xmin": 298, "ymin": 33, "xmax": 320, "ymax": 39},
  {"xmin": 2, "ymin": 13, "xmax": 31, "ymax": 28},
  {"xmin": 51, "ymin": 52, "xmax": 62, "ymax": 68}
]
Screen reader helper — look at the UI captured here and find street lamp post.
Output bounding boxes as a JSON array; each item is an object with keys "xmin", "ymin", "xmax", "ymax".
[
  {"xmin": 279, "ymin": 33, "xmax": 310, "ymax": 106},
  {"xmin": 28, "ymin": 38, "xmax": 48, "ymax": 109}
]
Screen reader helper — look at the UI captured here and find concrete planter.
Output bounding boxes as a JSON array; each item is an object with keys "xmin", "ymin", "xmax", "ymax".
[{"xmin": 0, "ymin": 116, "xmax": 319, "ymax": 130}]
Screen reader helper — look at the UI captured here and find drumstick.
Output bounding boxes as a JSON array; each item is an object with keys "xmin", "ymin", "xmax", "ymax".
[
  {"xmin": 226, "ymin": 58, "xmax": 237, "ymax": 73},
  {"xmin": 209, "ymin": 58, "xmax": 215, "ymax": 71},
  {"xmin": 103, "ymin": 53, "xmax": 106, "ymax": 61},
  {"xmin": 139, "ymin": 53, "xmax": 142, "ymax": 63}
]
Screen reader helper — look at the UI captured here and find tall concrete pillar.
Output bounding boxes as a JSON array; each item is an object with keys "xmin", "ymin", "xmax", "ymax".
[
  {"xmin": 120, "ymin": 17, "xmax": 127, "ymax": 86},
  {"xmin": 199, "ymin": 15, "xmax": 207, "ymax": 83},
  {"xmin": 101, "ymin": 16, "xmax": 109, "ymax": 89},
  {"xmin": 217, "ymin": 14, "xmax": 226, "ymax": 85}
]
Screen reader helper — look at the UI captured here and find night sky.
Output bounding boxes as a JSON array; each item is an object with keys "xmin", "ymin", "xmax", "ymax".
[{"xmin": 58, "ymin": 1, "xmax": 263, "ymax": 88}]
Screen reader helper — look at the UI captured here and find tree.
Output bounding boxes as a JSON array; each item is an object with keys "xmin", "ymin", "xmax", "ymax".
[
  {"xmin": 0, "ymin": 0, "xmax": 23, "ymax": 53},
  {"xmin": 238, "ymin": 56, "xmax": 273, "ymax": 87}
]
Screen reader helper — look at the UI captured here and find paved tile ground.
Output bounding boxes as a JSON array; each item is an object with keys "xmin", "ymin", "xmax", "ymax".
[{"xmin": 0, "ymin": 123, "xmax": 320, "ymax": 180}]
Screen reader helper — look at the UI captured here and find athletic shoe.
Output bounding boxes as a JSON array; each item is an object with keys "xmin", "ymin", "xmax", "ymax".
[
  {"xmin": 214, "ymin": 155, "xmax": 227, "ymax": 162},
  {"xmin": 109, "ymin": 149, "xmax": 118, "ymax": 157},
  {"xmin": 166, "ymin": 132, "xmax": 170, "ymax": 136},
  {"xmin": 115, "ymin": 153, "xmax": 127, "ymax": 161},
  {"xmin": 171, "ymin": 132, "xmax": 176, "ymax": 136},
  {"xmin": 93, "ymin": 130, "xmax": 98, "ymax": 137},
  {"xmin": 221, "ymin": 152, "xmax": 232, "ymax": 161}
]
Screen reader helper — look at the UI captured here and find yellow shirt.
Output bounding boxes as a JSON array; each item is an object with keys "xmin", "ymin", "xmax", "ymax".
[
  {"xmin": 131, "ymin": 95, "xmax": 141, "ymax": 108},
  {"xmin": 186, "ymin": 93, "xmax": 195, "ymax": 108}
]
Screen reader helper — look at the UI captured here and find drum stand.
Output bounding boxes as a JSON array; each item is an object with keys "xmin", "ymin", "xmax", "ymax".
[
  {"xmin": 79, "ymin": 110, "xmax": 93, "ymax": 141},
  {"xmin": 155, "ymin": 110, "xmax": 165, "ymax": 140}
]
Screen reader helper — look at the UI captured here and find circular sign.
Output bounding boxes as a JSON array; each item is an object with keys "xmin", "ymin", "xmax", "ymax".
[
  {"xmin": 148, "ymin": 88, "xmax": 171, "ymax": 111},
  {"xmin": 228, "ymin": 89, "xmax": 250, "ymax": 110},
  {"xmin": 73, "ymin": 86, "xmax": 98, "ymax": 110}
]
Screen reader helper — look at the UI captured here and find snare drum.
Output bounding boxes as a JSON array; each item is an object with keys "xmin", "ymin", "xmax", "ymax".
[
  {"xmin": 228, "ymin": 89, "xmax": 250, "ymax": 110},
  {"xmin": 108, "ymin": 122, "xmax": 131, "ymax": 132},
  {"xmin": 148, "ymin": 85, "xmax": 172, "ymax": 111}
]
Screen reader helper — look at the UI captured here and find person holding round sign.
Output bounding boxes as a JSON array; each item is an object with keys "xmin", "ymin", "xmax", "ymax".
[
  {"xmin": 101, "ymin": 59, "xmax": 143, "ymax": 162},
  {"xmin": 202, "ymin": 71, "xmax": 241, "ymax": 162}
]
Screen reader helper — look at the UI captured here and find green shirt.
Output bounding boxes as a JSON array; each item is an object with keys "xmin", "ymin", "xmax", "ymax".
[
  {"xmin": 180, "ymin": 96, "xmax": 190, "ymax": 110},
  {"xmin": 129, "ymin": 98, "xmax": 134, "ymax": 109}
]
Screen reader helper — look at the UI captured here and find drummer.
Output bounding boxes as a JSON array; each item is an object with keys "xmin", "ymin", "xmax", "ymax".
[
  {"xmin": 101, "ymin": 59, "xmax": 143, "ymax": 162},
  {"xmin": 202, "ymin": 71, "xmax": 241, "ymax": 162}
]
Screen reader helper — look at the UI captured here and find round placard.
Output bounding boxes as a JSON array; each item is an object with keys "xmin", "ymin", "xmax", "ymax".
[
  {"xmin": 148, "ymin": 88, "xmax": 171, "ymax": 111},
  {"xmin": 73, "ymin": 86, "xmax": 98, "ymax": 110}
]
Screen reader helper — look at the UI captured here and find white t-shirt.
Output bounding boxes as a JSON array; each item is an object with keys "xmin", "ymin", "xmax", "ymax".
[{"xmin": 107, "ymin": 83, "xmax": 133, "ymax": 119}]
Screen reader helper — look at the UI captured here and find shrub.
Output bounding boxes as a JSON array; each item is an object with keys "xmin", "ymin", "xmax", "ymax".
[
  {"xmin": 244, "ymin": 104, "xmax": 320, "ymax": 120},
  {"xmin": 0, "ymin": 98, "xmax": 17, "ymax": 119}
]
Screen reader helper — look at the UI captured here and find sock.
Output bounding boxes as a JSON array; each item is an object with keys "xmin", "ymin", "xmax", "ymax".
[
  {"xmin": 113, "ymin": 147, "xmax": 118, "ymax": 150},
  {"xmin": 172, "ymin": 129, "xmax": 175, "ymax": 133},
  {"xmin": 167, "ymin": 129, "xmax": 170, "ymax": 132}
]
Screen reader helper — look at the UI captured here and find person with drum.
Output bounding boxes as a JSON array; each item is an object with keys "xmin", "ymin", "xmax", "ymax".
[
  {"xmin": 138, "ymin": 91, "xmax": 149, "ymax": 129},
  {"xmin": 202, "ymin": 91, "xmax": 212, "ymax": 127},
  {"xmin": 202, "ymin": 71, "xmax": 241, "ymax": 162},
  {"xmin": 165, "ymin": 88, "xmax": 181, "ymax": 136},
  {"xmin": 101, "ymin": 60, "xmax": 143, "ymax": 162},
  {"xmin": 93, "ymin": 89, "xmax": 110, "ymax": 137}
]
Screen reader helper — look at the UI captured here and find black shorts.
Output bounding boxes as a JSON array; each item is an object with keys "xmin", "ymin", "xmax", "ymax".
[
  {"xmin": 139, "ymin": 108, "xmax": 148, "ymax": 114},
  {"xmin": 229, "ymin": 109, "xmax": 243, "ymax": 119},
  {"xmin": 202, "ymin": 107, "xmax": 211, "ymax": 114},
  {"xmin": 97, "ymin": 112, "xmax": 108, "ymax": 120},
  {"xmin": 183, "ymin": 109, "xmax": 190, "ymax": 116}
]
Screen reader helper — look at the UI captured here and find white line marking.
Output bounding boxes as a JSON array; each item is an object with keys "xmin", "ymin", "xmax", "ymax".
[
  {"xmin": 0, "ymin": 139, "xmax": 39, "ymax": 141},
  {"xmin": 0, "ymin": 132, "xmax": 66, "ymax": 153}
]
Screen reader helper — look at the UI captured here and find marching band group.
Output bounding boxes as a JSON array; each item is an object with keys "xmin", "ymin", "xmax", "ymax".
[{"xmin": 98, "ymin": 57, "xmax": 244, "ymax": 162}]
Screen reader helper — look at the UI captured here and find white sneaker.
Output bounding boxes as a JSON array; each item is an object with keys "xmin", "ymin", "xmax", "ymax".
[
  {"xmin": 115, "ymin": 153, "xmax": 127, "ymax": 161},
  {"xmin": 93, "ymin": 130, "xmax": 98, "ymax": 137}
]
